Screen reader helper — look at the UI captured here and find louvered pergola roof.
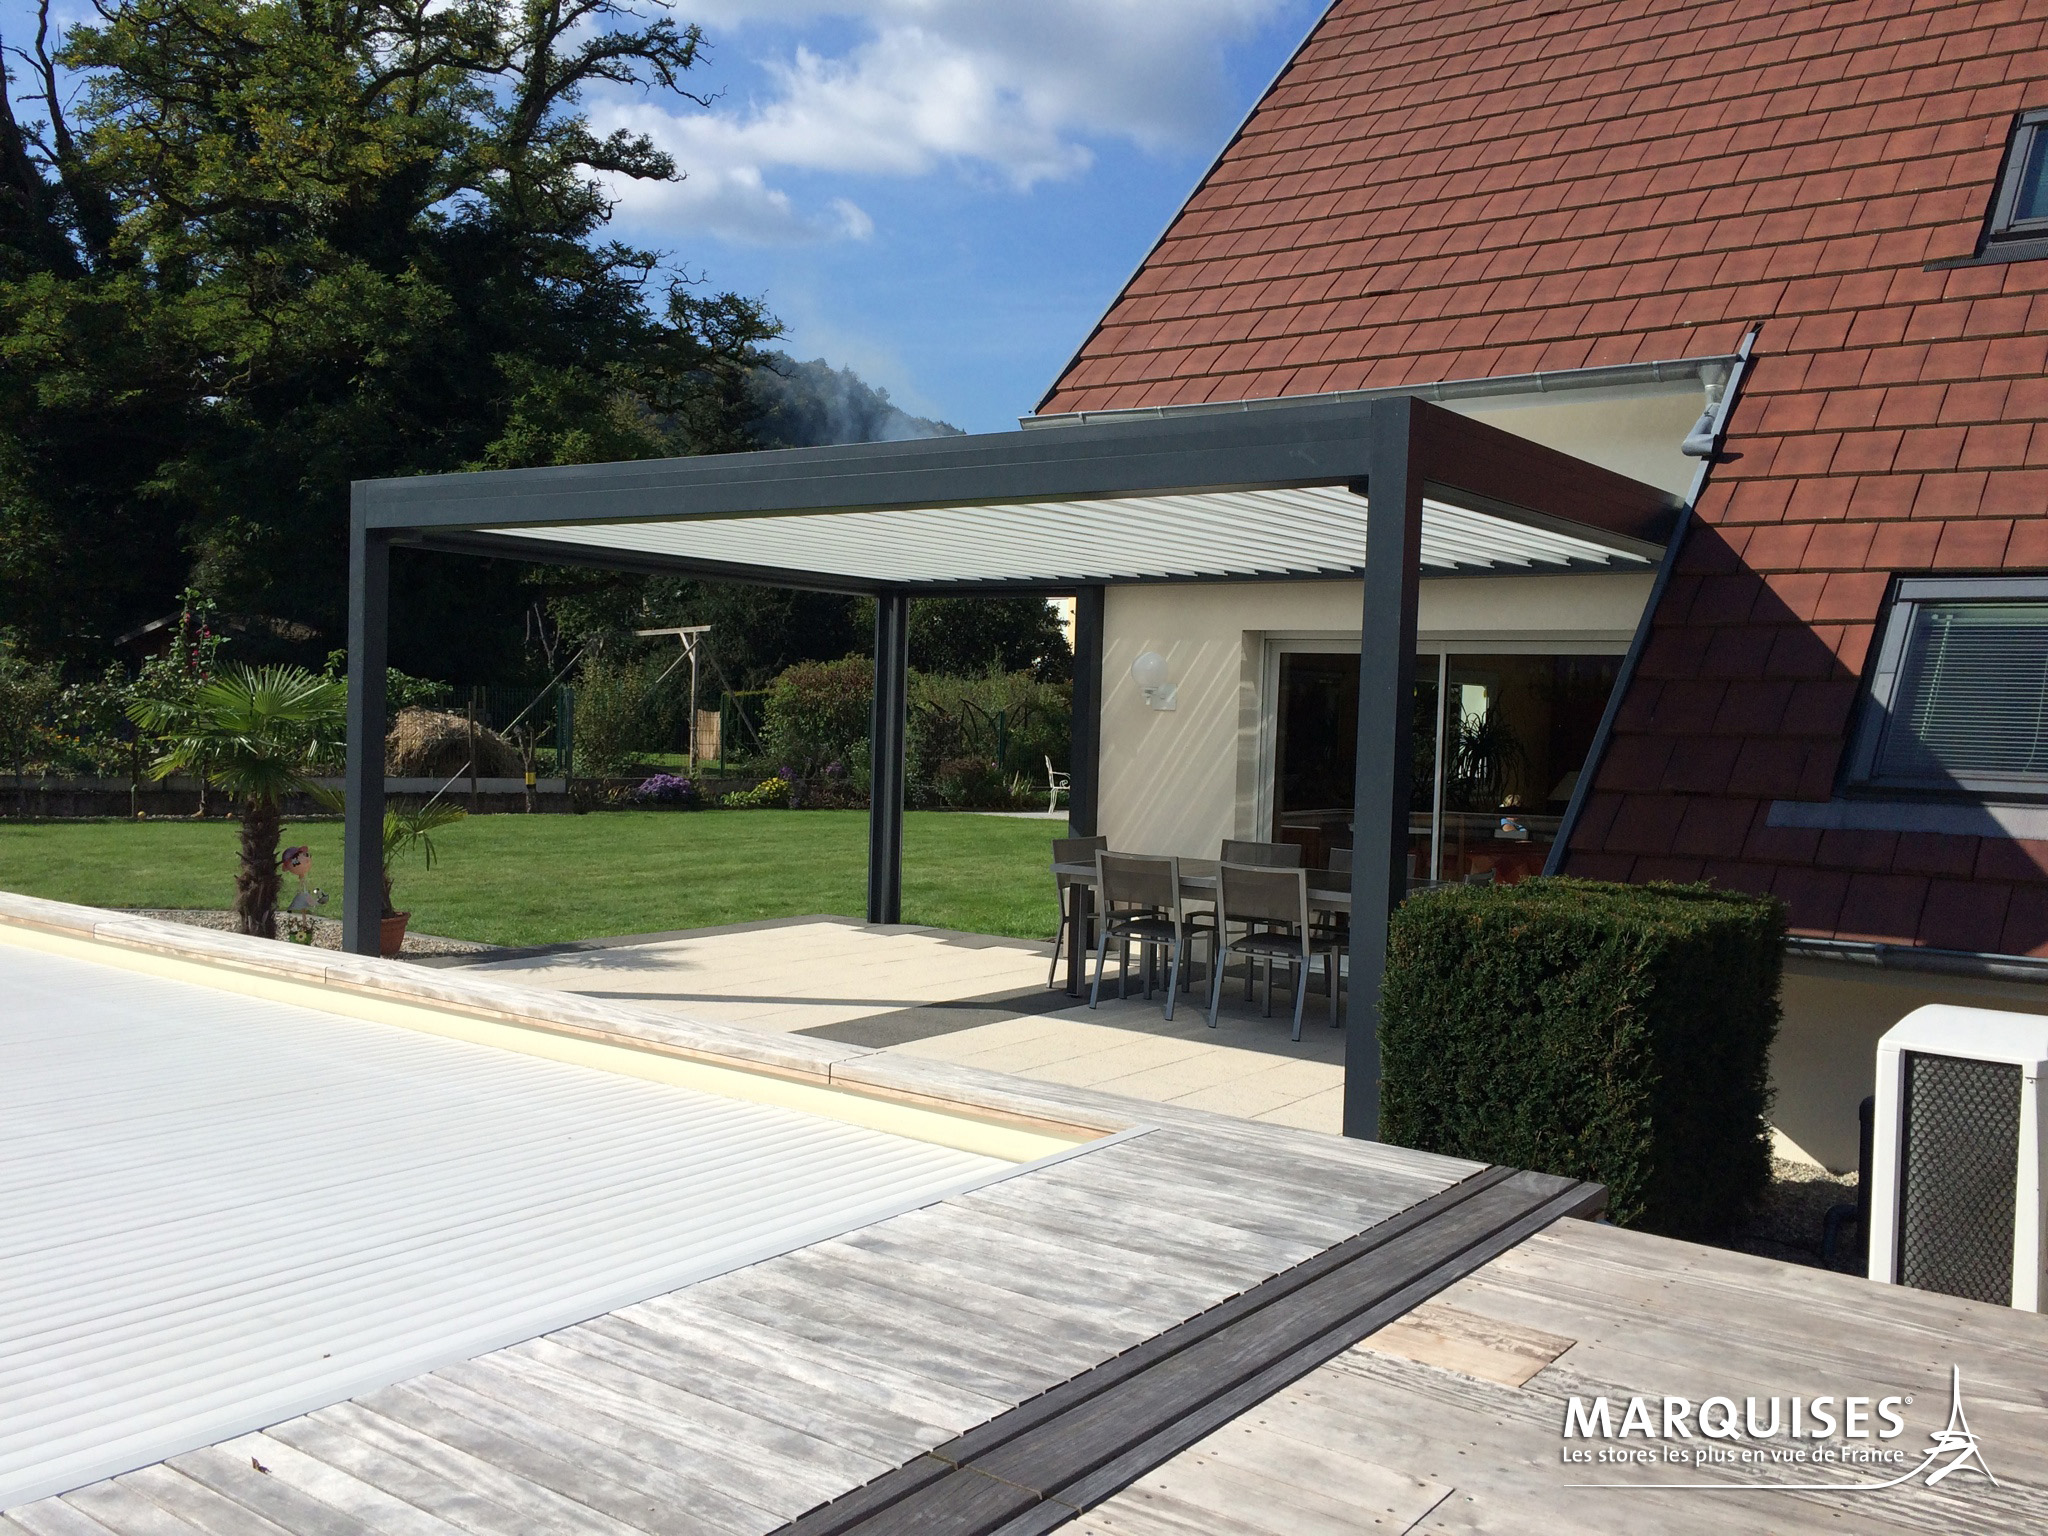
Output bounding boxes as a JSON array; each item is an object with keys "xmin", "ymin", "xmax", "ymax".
[{"xmin": 357, "ymin": 393, "xmax": 1676, "ymax": 595}]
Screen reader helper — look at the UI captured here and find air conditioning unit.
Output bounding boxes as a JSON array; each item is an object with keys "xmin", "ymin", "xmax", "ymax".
[{"xmin": 1867, "ymin": 1005, "xmax": 2047, "ymax": 1310}]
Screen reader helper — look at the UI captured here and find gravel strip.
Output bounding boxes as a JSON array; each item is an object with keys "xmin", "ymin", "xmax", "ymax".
[{"xmin": 121, "ymin": 909, "xmax": 500, "ymax": 958}]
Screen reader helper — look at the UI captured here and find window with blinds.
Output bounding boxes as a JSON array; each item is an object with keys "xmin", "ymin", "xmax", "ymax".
[{"xmin": 1849, "ymin": 579, "xmax": 2048, "ymax": 796}]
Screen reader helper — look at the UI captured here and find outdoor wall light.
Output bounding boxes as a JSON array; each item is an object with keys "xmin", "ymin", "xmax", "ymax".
[{"xmin": 1131, "ymin": 651, "xmax": 1177, "ymax": 711}]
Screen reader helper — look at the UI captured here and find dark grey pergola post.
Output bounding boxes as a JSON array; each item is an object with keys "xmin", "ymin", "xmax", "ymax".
[
  {"xmin": 1067, "ymin": 585, "xmax": 1105, "ymax": 836},
  {"xmin": 867, "ymin": 591, "xmax": 911, "ymax": 924},
  {"xmin": 342, "ymin": 506, "xmax": 390, "ymax": 956},
  {"xmin": 1345, "ymin": 399, "xmax": 1425, "ymax": 1141}
]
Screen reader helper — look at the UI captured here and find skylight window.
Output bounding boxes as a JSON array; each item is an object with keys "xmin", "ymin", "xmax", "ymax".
[
  {"xmin": 1846, "ymin": 578, "xmax": 2048, "ymax": 797},
  {"xmin": 1985, "ymin": 108, "xmax": 2048, "ymax": 252}
]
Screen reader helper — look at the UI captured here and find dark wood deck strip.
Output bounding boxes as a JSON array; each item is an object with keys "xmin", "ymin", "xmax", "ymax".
[{"xmin": 768, "ymin": 1172, "xmax": 1602, "ymax": 1536}]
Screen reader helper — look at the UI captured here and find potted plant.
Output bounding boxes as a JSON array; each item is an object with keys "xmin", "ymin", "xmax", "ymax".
[
  {"xmin": 128, "ymin": 665, "xmax": 347, "ymax": 937},
  {"xmin": 380, "ymin": 800, "xmax": 466, "ymax": 956}
]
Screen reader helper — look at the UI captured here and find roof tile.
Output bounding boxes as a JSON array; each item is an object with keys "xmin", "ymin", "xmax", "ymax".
[
  {"xmin": 1999, "ymin": 887, "xmax": 2048, "ymax": 958},
  {"xmin": 1037, "ymin": 0, "xmax": 2048, "ymax": 952},
  {"xmin": 1836, "ymin": 873, "xmax": 1931, "ymax": 943},
  {"xmin": 1773, "ymin": 865, "xmax": 1852, "ymax": 934},
  {"xmin": 1893, "ymin": 832, "xmax": 1982, "ymax": 880},
  {"xmin": 1916, "ymin": 878, "xmax": 2010, "ymax": 950}
]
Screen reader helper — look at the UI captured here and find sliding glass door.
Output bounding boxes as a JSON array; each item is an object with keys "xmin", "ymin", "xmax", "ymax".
[{"xmin": 1267, "ymin": 643, "xmax": 1622, "ymax": 882}]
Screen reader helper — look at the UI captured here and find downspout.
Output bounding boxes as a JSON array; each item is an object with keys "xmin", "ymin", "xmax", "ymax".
[{"xmin": 1543, "ymin": 327, "xmax": 1761, "ymax": 876}]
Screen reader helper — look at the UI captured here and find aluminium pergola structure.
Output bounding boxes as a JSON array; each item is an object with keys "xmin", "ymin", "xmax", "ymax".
[{"xmin": 345, "ymin": 394, "xmax": 1679, "ymax": 1138}]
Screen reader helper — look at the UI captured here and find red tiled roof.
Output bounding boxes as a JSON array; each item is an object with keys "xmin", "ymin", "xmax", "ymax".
[{"xmin": 1040, "ymin": 0, "xmax": 2048, "ymax": 956}]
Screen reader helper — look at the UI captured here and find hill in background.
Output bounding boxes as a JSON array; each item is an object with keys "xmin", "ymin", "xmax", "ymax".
[{"xmin": 751, "ymin": 355, "xmax": 961, "ymax": 447}]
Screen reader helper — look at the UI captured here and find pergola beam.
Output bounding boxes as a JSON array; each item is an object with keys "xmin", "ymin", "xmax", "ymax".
[{"xmin": 355, "ymin": 397, "xmax": 1677, "ymax": 548}]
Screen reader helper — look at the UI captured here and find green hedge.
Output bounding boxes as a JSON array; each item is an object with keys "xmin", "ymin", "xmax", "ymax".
[{"xmin": 1380, "ymin": 878, "xmax": 1783, "ymax": 1238}]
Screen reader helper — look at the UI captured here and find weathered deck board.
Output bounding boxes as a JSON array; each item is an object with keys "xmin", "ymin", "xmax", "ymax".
[
  {"xmin": 678, "ymin": 1264, "xmax": 1068, "ymax": 1403},
  {"xmin": 277, "ymin": 1405, "xmax": 635, "ymax": 1536},
  {"xmin": 6, "ymin": 1496, "xmax": 153, "ymax": 1536},
  {"xmin": 1075, "ymin": 1219, "xmax": 2045, "ymax": 1536},
  {"xmin": 359, "ymin": 1376, "xmax": 767, "ymax": 1536},
  {"xmin": 547, "ymin": 1319, "xmax": 952, "ymax": 1465},
  {"xmin": 433, "ymin": 1354, "xmax": 855, "ymax": 1519},
  {"xmin": 610, "ymin": 1296, "xmax": 1008, "ymax": 1428},
  {"xmin": 4, "ymin": 1507, "xmax": 122, "ymax": 1536},
  {"xmin": 250, "ymin": 1416, "xmax": 596, "ymax": 1536},
  {"xmin": 825, "ymin": 1213, "xmax": 1210, "ymax": 1329},
  {"xmin": 95, "ymin": 1468, "xmax": 299, "ymax": 1536},
  {"xmin": 770, "ymin": 1240, "xmax": 1156, "ymax": 1355}
]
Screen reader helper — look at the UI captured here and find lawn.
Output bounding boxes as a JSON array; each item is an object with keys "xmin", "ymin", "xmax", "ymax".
[{"xmin": 0, "ymin": 811, "xmax": 1065, "ymax": 947}]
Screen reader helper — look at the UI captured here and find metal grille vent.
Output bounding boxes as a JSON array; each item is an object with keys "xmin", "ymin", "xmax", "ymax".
[{"xmin": 1898, "ymin": 1051, "xmax": 2021, "ymax": 1306}]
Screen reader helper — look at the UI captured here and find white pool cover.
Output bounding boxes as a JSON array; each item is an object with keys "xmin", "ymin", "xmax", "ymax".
[{"xmin": 0, "ymin": 944, "xmax": 1016, "ymax": 1508}]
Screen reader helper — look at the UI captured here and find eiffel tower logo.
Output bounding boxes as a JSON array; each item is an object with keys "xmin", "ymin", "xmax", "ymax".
[{"xmin": 1919, "ymin": 1365, "xmax": 1998, "ymax": 1488}]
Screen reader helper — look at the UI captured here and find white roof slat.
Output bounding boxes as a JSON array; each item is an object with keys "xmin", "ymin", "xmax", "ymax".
[{"xmin": 477, "ymin": 485, "xmax": 1653, "ymax": 587}]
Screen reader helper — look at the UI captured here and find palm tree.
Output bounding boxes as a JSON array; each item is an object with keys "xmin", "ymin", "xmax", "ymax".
[
  {"xmin": 129, "ymin": 665, "xmax": 348, "ymax": 937},
  {"xmin": 379, "ymin": 799, "xmax": 466, "ymax": 918}
]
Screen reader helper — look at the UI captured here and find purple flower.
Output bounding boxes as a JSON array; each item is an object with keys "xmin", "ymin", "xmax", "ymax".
[{"xmin": 633, "ymin": 773, "xmax": 699, "ymax": 806}]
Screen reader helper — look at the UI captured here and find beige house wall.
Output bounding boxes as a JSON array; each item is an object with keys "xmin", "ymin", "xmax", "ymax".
[
  {"xmin": 1773, "ymin": 961, "xmax": 2048, "ymax": 1173},
  {"xmin": 1446, "ymin": 379, "xmax": 1704, "ymax": 498},
  {"xmin": 1095, "ymin": 571, "xmax": 1655, "ymax": 859}
]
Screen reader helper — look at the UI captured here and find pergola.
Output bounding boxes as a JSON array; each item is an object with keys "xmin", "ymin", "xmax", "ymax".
[{"xmin": 344, "ymin": 394, "xmax": 1679, "ymax": 1137}]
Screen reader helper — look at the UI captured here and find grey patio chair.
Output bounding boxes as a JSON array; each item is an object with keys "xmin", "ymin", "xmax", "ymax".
[
  {"xmin": 1048, "ymin": 834, "xmax": 1107, "ymax": 988},
  {"xmin": 1206, "ymin": 862, "xmax": 1343, "ymax": 1041},
  {"xmin": 1311, "ymin": 844, "xmax": 1352, "ymax": 988},
  {"xmin": 1220, "ymin": 839, "xmax": 1303, "ymax": 867},
  {"xmin": 1089, "ymin": 851, "xmax": 1208, "ymax": 1020},
  {"xmin": 1218, "ymin": 839, "xmax": 1303, "ymax": 999}
]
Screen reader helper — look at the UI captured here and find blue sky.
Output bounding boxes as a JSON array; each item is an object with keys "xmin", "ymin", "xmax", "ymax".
[
  {"xmin": 589, "ymin": 2, "xmax": 1330, "ymax": 430},
  {"xmin": 2, "ymin": 0, "xmax": 1327, "ymax": 431}
]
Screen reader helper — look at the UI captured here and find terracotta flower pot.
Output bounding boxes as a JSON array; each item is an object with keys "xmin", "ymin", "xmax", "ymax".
[{"xmin": 380, "ymin": 912, "xmax": 411, "ymax": 958}]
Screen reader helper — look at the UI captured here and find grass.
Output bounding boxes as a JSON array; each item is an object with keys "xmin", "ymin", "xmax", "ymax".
[{"xmin": 0, "ymin": 810, "xmax": 1065, "ymax": 947}]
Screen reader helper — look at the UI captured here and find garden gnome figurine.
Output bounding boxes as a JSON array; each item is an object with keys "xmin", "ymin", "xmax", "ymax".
[{"xmin": 281, "ymin": 845, "xmax": 321, "ymax": 912}]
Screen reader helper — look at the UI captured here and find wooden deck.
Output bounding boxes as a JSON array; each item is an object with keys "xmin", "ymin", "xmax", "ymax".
[
  {"xmin": 5, "ymin": 895, "xmax": 2042, "ymax": 1536},
  {"xmin": 1080, "ymin": 1217, "xmax": 2048, "ymax": 1535},
  {"xmin": 5, "ymin": 1103, "xmax": 1472, "ymax": 1536}
]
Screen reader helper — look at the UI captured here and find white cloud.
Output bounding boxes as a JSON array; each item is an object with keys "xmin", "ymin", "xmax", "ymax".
[{"xmin": 595, "ymin": 0, "xmax": 1308, "ymax": 243}]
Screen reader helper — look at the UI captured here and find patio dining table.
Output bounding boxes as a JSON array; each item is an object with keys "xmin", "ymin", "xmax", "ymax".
[{"xmin": 1052, "ymin": 857, "xmax": 1351, "ymax": 998}]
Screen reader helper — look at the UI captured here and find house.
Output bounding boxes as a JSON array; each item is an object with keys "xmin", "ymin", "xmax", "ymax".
[{"xmin": 1030, "ymin": 0, "xmax": 2048, "ymax": 1172}]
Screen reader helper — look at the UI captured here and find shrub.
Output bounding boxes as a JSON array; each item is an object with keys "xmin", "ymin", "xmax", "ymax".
[
  {"xmin": 632, "ymin": 773, "xmax": 700, "ymax": 807},
  {"xmin": 723, "ymin": 775, "xmax": 792, "ymax": 809},
  {"xmin": 1379, "ymin": 878, "xmax": 1784, "ymax": 1238},
  {"xmin": 761, "ymin": 657, "xmax": 873, "ymax": 781},
  {"xmin": 572, "ymin": 653, "xmax": 663, "ymax": 777},
  {"xmin": 909, "ymin": 671, "xmax": 1069, "ymax": 801},
  {"xmin": 754, "ymin": 658, "xmax": 1072, "ymax": 807},
  {"xmin": 932, "ymin": 755, "xmax": 1011, "ymax": 809}
]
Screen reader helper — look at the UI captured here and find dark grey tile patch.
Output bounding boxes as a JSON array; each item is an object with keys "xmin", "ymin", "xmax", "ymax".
[{"xmin": 801, "ymin": 985, "xmax": 1080, "ymax": 1048}]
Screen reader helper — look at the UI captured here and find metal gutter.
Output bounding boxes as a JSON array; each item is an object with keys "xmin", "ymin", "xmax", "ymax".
[
  {"xmin": 1024, "ymin": 355, "xmax": 1735, "ymax": 430},
  {"xmin": 1787, "ymin": 935, "xmax": 2048, "ymax": 987},
  {"xmin": 1543, "ymin": 328, "xmax": 1761, "ymax": 876}
]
